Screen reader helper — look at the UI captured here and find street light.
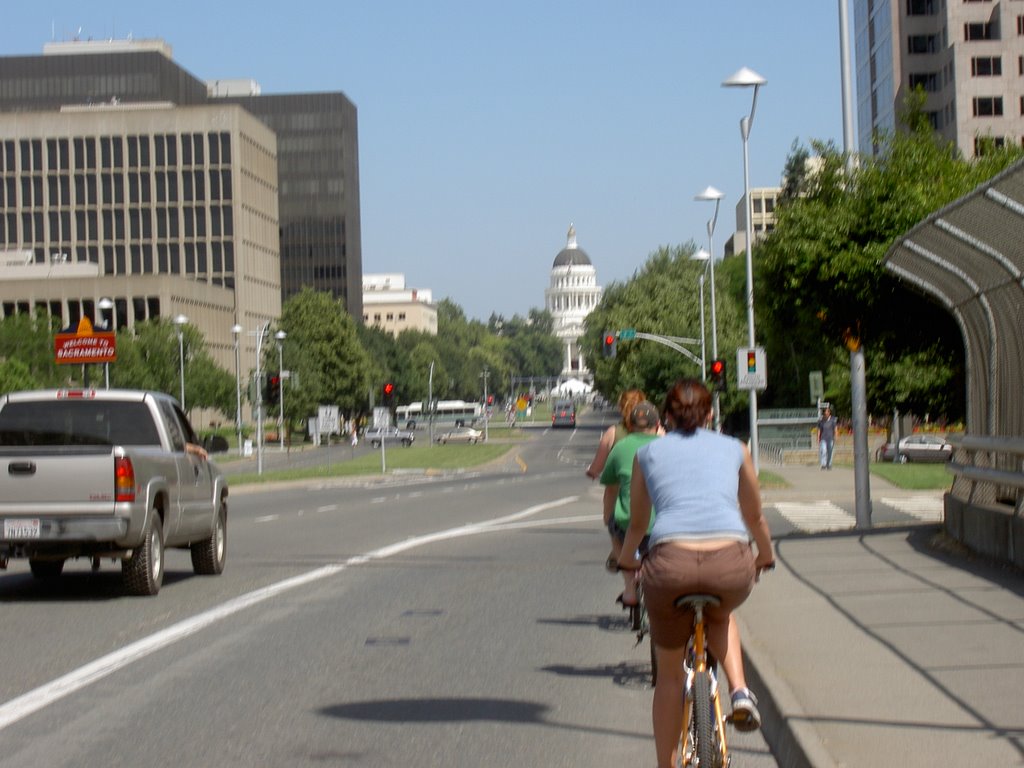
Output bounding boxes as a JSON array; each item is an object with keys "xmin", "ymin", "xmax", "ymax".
[
  {"xmin": 253, "ymin": 321, "xmax": 271, "ymax": 475},
  {"xmin": 275, "ymin": 330, "xmax": 286, "ymax": 452},
  {"xmin": 695, "ymin": 187, "xmax": 724, "ymax": 431},
  {"xmin": 723, "ymin": 66, "xmax": 766, "ymax": 473},
  {"xmin": 173, "ymin": 314, "xmax": 188, "ymax": 409},
  {"xmin": 232, "ymin": 324, "xmax": 243, "ymax": 456},
  {"xmin": 98, "ymin": 297, "xmax": 114, "ymax": 389},
  {"xmin": 690, "ymin": 249, "xmax": 710, "ymax": 380}
]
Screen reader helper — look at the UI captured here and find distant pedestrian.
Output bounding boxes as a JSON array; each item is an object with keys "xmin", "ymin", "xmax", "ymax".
[{"xmin": 818, "ymin": 406, "xmax": 837, "ymax": 470}]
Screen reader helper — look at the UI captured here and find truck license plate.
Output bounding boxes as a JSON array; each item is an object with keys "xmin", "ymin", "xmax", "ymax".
[{"xmin": 3, "ymin": 519, "xmax": 40, "ymax": 539}]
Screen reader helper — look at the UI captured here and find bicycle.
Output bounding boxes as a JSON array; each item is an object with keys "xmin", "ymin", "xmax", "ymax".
[{"xmin": 677, "ymin": 593, "xmax": 729, "ymax": 767}]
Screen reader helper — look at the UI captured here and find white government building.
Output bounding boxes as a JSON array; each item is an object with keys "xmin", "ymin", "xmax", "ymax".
[{"xmin": 545, "ymin": 224, "xmax": 602, "ymax": 379}]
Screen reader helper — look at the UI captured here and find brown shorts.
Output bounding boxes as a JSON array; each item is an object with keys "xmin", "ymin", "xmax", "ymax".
[{"xmin": 642, "ymin": 541, "xmax": 755, "ymax": 649}]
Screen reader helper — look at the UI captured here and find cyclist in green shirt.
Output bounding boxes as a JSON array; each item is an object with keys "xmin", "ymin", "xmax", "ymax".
[{"xmin": 600, "ymin": 400, "xmax": 661, "ymax": 607}]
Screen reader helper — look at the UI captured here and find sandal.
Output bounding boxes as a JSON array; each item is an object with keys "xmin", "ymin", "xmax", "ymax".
[{"xmin": 605, "ymin": 554, "xmax": 618, "ymax": 573}]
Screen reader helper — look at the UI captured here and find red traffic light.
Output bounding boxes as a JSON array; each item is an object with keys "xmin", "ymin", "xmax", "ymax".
[
  {"xmin": 710, "ymin": 359, "xmax": 725, "ymax": 376},
  {"xmin": 383, "ymin": 382, "xmax": 395, "ymax": 396},
  {"xmin": 604, "ymin": 334, "xmax": 615, "ymax": 346}
]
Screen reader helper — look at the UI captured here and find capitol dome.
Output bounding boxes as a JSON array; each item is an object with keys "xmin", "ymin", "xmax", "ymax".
[
  {"xmin": 544, "ymin": 223, "xmax": 602, "ymax": 380},
  {"xmin": 553, "ymin": 226, "xmax": 592, "ymax": 267}
]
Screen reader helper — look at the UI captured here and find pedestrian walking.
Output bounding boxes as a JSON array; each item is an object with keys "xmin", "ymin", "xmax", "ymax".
[{"xmin": 818, "ymin": 406, "xmax": 837, "ymax": 470}]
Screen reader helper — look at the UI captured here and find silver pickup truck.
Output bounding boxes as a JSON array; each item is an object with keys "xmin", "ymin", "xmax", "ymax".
[{"xmin": 0, "ymin": 389, "xmax": 228, "ymax": 596}]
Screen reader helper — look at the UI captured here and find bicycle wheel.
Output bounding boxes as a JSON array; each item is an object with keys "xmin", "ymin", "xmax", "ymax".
[{"xmin": 693, "ymin": 670, "xmax": 718, "ymax": 767}]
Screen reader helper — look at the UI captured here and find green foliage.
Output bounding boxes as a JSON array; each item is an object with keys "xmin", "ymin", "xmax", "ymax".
[
  {"xmin": 0, "ymin": 357, "xmax": 40, "ymax": 394},
  {"xmin": 0, "ymin": 312, "xmax": 62, "ymax": 387},
  {"xmin": 757, "ymin": 101, "xmax": 1024, "ymax": 420},
  {"xmin": 280, "ymin": 288, "xmax": 375, "ymax": 422},
  {"xmin": 584, "ymin": 243, "xmax": 747, "ymax": 418}
]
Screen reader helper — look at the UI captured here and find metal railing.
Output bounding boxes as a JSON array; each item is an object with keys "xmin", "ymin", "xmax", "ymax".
[{"xmin": 946, "ymin": 434, "xmax": 1024, "ymax": 517}]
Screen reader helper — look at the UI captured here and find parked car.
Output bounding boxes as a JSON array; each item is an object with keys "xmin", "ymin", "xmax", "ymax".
[
  {"xmin": 365, "ymin": 426, "xmax": 415, "ymax": 447},
  {"xmin": 436, "ymin": 426, "xmax": 483, "ymax": 444},
  {"xmin": 875, "ymin": 434, "xmax": 952, "ymax": 463}
]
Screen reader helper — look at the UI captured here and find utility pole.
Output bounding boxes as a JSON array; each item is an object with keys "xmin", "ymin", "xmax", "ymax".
[{"xmin": 480, "ymin": 366, "xmax": 490, "ymax": 442}]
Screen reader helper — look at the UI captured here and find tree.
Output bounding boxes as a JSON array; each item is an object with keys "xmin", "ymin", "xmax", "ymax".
[
  {"xmin": 279, "ymin": 288, "xmax": 375, "ymax": 425},
  {"xmin": 585, "ymin": 243, "xmax": 746, "ymax": 418},
  {"xmin": 757, "ymin": 95, "xmax": 1024, "ymax": 419},
  {"xmin": 0, "ymin": 312, "xmax": 62, "ymax": 387}
]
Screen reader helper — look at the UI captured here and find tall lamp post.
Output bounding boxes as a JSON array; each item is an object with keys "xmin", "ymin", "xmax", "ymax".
[
  {"xmin": 275, "ymin": 330, "xmax": 286, "ymax": 451},
  {"xmin": 98, "ymin": 297, "xmax": 114, "ymax": 389},
  {"xmin": 723, "ymin": 66, "xmax": 766, "ymax": 473},
  {"xmin": 173, "ymin": 314, "xmax": 188, "ymax": 409},
  {"xmin": 690, "ymin": 249, "xmax": 710, "ymax": 380},
  {"xmin": 232, "ymin": 324, "xmax": 243, "ymax": 456},
  {"xmin": 253, "ymin": 321, "xmax": 271, "ymax": 475},
  {"xmin": 694, "ymin": 186, "xmax": 725, "ymax": 430}
]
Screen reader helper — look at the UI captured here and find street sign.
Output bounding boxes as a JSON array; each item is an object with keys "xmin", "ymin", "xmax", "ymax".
[
  {"xmin": 809, "ymin": 370, "xmax": 824, "ymax": 404},
  {"xmin": 317, "ymin": 405, "xmax": 340, "ymax": 434},
  {"xmin": 619, "ymin": 328, "xmax": 636, "ymax": 340},
  {"xmin": 736, "ymin": 347, "xmax": 767, "ymax": 390}
]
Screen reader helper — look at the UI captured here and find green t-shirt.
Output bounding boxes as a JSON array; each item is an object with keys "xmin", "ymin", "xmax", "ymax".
[{"xmin": 599, "ymin": 432, "xmax": 659, "ymax": 531}]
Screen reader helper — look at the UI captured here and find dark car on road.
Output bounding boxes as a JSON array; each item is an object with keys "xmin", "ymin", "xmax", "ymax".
[
  {"xmin": 875, "ymin": 434, "xmax": 952, "ymax": 463},
  {"xmin": 551, "ymin": 399, "xmax": 576, "ymax": 429}
]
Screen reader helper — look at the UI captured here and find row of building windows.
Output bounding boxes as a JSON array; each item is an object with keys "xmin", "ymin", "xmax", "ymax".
[
  {"xmin": 0, "ymin": 204, "xmax": 235, "ymax": 245},
  {"xmin": 364, "ymin": 312, "xmax": 408, "ymax": 323},
  {"xmin": 0, "ymin": 169, "xmax": 234, "ymax": 209},
  {"xmin": 0, "ymin": 133, "xmax": 232, "ymax": 174}
]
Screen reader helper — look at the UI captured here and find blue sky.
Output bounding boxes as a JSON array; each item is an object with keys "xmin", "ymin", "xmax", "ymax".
[{"xmin": 3, "ymin": 1, "xmax": 848, "ymax": 322}]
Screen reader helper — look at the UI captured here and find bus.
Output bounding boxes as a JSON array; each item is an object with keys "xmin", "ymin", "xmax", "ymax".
[{"xmin": 395, "ymin": 400, "xmax": 483, "ymax": 429}]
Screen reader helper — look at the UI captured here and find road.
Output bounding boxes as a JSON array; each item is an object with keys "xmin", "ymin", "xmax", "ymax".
[{"xmin": 0, "ymin": 412, "xmax": 778, "ymax": 767}]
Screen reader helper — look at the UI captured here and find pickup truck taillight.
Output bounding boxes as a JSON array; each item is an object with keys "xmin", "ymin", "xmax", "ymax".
[{"xmin": 115, "ymin": 456, "xmax": 136, "ymax": 502}]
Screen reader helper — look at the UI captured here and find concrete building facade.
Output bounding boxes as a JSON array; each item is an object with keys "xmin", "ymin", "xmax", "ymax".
[
  {"xmin": 0, "ymin": 102, "xmax": 281, "ymax": 373},
  {"xmin": 362, "ymin": 273, "xmax": 437, "ymax": 336},
  {"xmin": 544, "ymin": 224, "xmax": 602, "ymax": 378},
  {"xmin": 0, "ymin": 37, "xmax": 361, "ymax": 375},
  {"xmin": 855, "ymin": 0, "xmax": 1024, "ymax": 157}
]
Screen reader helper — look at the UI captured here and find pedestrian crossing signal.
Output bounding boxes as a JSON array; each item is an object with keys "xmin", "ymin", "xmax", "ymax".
[{"xmin": 747, "ymin": 350, "xmax": 757, "ymax": 373}]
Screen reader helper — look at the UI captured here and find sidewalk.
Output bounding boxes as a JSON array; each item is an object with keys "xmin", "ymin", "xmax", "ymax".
[{"xmin": 743, "ymin": 464, "xmax": 1024, "ymax": 766}]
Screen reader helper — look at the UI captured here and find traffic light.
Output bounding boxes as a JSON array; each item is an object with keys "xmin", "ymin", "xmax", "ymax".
[
  {"xmin": 602, "ymin": 331, "xmax": 617, "ymax": 358},
  {"xmin": 746, "ymin": 349, "xmax": 757, "ymax": 373},
  {"xmin": 265, "ymin": 373, "xmax": 281, "ymax": 403},
  {"xmin": 382, "ymin": 381, "xmax": 396, "ymax": 407},
  {"xmin": 709, "ymin": 358, "xmax": 727, "ymax": 392}
]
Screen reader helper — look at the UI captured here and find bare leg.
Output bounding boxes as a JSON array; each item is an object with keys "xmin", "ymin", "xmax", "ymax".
[
  {"xmin": 652, "ymin": 643, "xmax": 688, "ymax": 768},
  {"xmin": 707, "ymin": 613, "xmax": 746, "ymax": 693}
]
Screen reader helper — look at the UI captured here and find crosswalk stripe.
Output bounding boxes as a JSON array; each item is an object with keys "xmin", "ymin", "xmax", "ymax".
[
  {"xmin": 771, "ymin": 501, "xmax": 853, "ymax": 533},
  {"xmin": 879, "ymin": 496, "xmax": 943, "ymax": 522}
]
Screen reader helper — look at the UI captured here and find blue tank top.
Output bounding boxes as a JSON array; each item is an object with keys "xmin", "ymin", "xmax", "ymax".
[{"xmin": 637, "ymin": 429, "xmax": 750, "ymax": 545}]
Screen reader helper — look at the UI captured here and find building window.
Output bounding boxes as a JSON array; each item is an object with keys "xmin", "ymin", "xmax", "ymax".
[
  {"xmin": 909, "ymin": 73, "xmax": 939, "ymax": 90},
  {"xmin": 971, "ymin": 57, "xmax": 1002, "ymax": 76},
  {"xmin": 972, "ymin": 96, "xmax": 1004, "ymax": 116},
  {"xmin": 1018, "ymin": 16, "xmax": 1024, "ymax": 35},
  {"xmin": 908, "ymin": 34, "xmax": 939, "ymax": 53},
  {"xmin": 906, "ymin": 0, "xmax": 934, "ymax": 13},
  {"xmin": 964, "ymin": 23, "xmax": 996, "ymax": 41},
  {"xmin": 975, "ymin": 136, "xmax": 1006, "ymax": 156}
]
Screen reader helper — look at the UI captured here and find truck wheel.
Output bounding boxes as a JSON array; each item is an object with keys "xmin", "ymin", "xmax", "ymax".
[
  {"xmin": 191, "ymin": 498, "xmax": 227, "ymax": 576},
  {"xmin": 29, "ymin": 559, "xmax": 65, "ymax": 581},
  {"xmin": 123, "ymin": 510, "xmax": 164, "ymax": 596}
]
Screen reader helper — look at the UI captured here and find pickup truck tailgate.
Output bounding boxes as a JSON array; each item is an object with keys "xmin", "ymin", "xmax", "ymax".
[{"xmin": 0, "ymin": 449, "xmax": 117, "ymax": 516}]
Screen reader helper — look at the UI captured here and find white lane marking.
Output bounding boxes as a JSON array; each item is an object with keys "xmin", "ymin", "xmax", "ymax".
[
  {"xmin": 879, "ymin": 495, "xmax": 943, "ymax": 522},
  {"xmin": 316, "ymin": 505, "xmax": 337, "ymax": 513},
  {"xmin": 371, "ymin": 497, "xmax": 387, "ymax": 504},
  {"xmin": 253, "ymin": 515, "xmax": 280, "ymax": 523},
  {"xmin": 772, "ymin": 501, "xmax": 853, "ymax": 533},
  {"xmin": 0, "ymin": 495, "xmax": 580, "ymax": 732}
]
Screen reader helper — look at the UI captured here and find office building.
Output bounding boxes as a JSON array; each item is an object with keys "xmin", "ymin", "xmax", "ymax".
[
  {"xmin": 724, "ymin": 187, "xmax": 780, "ymax": 258},
  {"xmin": 0, "ymin": 38, "xmax": 361, "ymax": 376},
  {"xmin": 362, "ymin": 273, "xmax": 437, "ymax": 336},
  {"xmin": 855, "ymin": 0, "xmax": 1024, "ymax": 157}
]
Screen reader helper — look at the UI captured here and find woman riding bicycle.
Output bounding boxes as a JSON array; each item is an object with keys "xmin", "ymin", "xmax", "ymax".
[{"xmin": 617, "ymin": 378, "xmax": 774, "ymax": 768}]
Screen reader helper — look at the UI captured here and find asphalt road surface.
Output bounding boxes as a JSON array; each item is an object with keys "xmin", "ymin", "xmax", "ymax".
[{"xmin": 0, "ymin": 413, "xmax": 778, "ymax": 767}]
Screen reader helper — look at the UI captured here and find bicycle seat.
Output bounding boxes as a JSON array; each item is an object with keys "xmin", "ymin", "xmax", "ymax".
[{"xmin": 674, "ymin": 594, "xmax": 721, "ymax": 610}]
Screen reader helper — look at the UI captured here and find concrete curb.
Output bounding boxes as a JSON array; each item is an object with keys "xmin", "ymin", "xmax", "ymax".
[{"xmin": 737, "ymin": 614, "xmax": 838, "ymax": 768}]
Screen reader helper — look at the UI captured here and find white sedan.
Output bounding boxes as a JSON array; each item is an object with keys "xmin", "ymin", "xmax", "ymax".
[{"xmin": 436, "ymin": 427, "xmax": 483, "ymax": 444}]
